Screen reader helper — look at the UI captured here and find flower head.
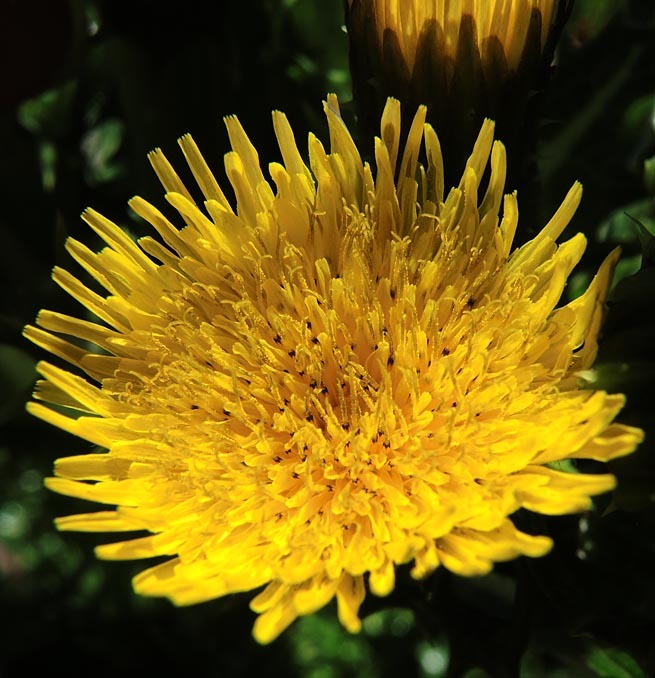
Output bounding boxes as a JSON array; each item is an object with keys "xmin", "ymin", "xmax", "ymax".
[
  {"xmin": 26, "ymin": 95, "xmax": 642, "ymax": 643},
  {"xmin": 346, "ymin": 0, "xmax": 573, "ymax": 183},
  {"xmin": 348, "ymin": 0, "xmax": 564, "ymax": 81}
]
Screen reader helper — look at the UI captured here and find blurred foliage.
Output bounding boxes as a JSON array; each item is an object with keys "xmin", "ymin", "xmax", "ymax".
[{"xmin": 1, "ymin": 0, "xmax": 654, "ymax": 676}]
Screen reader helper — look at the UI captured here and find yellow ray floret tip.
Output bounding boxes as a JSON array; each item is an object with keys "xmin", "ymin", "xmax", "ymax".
[{"xmin": 26, "ymin": 94, "xmax": 643, "ymax": 644}]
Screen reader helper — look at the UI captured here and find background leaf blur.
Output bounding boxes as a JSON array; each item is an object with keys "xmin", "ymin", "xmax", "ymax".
[{"xmin": 1, "ymin": 1, "xmax": 654, "ymax": 676}]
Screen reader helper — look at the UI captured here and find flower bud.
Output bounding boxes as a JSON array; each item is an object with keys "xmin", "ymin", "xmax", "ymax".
[{"xmin": 346, "ymin": 0, "xmax": 572, "ymax": 184}]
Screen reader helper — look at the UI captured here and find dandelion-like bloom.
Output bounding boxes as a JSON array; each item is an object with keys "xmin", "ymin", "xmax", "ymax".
[
  {"xmin": 346, "ymin": 0, "xmax": 573, "ymax": 183},
  {"xmin": 26, "ymin": 95, "xmax": 642, "ymax": 643},
  {"xmin": 348, "ymin": 0, "xmax": 565, "ymax": 84}
]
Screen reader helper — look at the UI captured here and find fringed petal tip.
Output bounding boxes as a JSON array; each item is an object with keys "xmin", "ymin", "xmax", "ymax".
[{"xmin": 25, "ymin": 91, "xmax": 643, "ymax": 645}]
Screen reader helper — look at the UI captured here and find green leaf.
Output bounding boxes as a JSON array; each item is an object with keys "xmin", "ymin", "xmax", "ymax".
[
  {"xmin": 547, "ymin": 459, "xmax": 578, "ymax": 473},
  {"xmin": 586, "ymin": 646, "xmax": 645, "ymax": 678},
  {"xmin": 0, "ymin": 345, "xmax": 36, "ymax": 425},
  {"xmin": 16, "ymin": 81, "xmax": 78, "ymax": 138},
  {"xmin": 362, "ymin": 607, "xmax": 415, "ymax": 637},
  {"xmin": 568, "ymin": 0, "xmax": 626, "ymax": 42},
  {"xmin": 596, "ymin": 199, "xmax": 655, "ymax": 246},
  {"xmin": 625, "ymin": 212, "xmax": 655, "ymax": 268},
  {"xmin": 644, "ymin": 154, "xmax": 655, "ymax": 195},
  {"xmin": 290, "ymin": 612, "xmax": 376, "ymax": 677},
  {"xmin": 601, "ymin": 268, "xmax": 655, "ymax": 362},
  {"xmin": 81, "ymin": 117, "xmax": 126, "ymax": 185}
]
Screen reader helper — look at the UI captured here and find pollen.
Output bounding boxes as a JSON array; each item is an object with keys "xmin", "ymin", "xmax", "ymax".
[{"xmin": 25, "ymin": 94, "xmax": 643, "ymax": 644}]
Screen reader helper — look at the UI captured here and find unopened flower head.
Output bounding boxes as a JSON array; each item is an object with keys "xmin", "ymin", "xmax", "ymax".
[
  {"xmin": 346, "ymin": 0, "xmax": 572, "ymax": 180},
  {"xmin": 349, "ymin": 0, "xmax": 564, "ymax": 82},
  {"xmin": 25, "ymin": 95, "xmax": 642, "ymax": 643}
]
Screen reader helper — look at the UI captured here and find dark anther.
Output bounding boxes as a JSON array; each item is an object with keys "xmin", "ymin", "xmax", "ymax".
[
  {"xmin": 441, "ymin": 347, "xmax": 450, "ymax": 356},
  {"xmin": 273, "ymin": 333, "xmax": 282, "ymax": 344},
  {"xmin": 288, "ymin": 349, "xmax": 296, "ymax": 358}
]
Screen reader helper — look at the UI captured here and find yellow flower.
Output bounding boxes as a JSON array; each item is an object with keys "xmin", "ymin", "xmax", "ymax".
[
  {"xmin": 346, "ymin": 0, "xmax": 572, "ymax": 182},
  {"xmin": 348, "ymin": 0, "xmax": 564, "ymax": 82},
  {"xmin": 25, "ymin": 95, "xmax": 642, "ymax": 644}
]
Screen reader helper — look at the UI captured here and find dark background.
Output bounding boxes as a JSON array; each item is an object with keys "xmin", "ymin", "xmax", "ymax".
[{"xmin": 1, "ymin": 1, "xmax": 654, "ymax": 676}]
